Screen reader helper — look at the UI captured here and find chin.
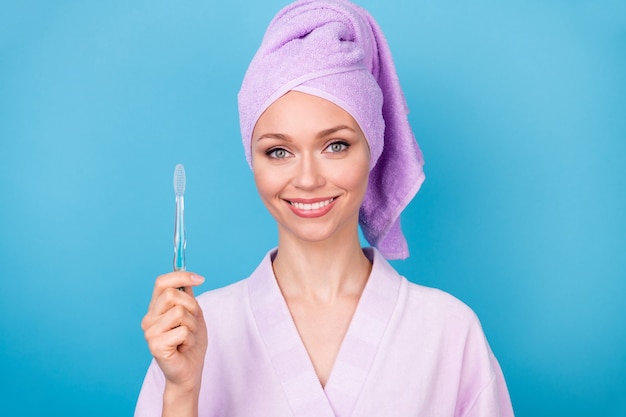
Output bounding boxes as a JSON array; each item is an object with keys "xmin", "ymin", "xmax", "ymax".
[{"xmin": 278, "ymin": 218, "xmax": 357, "ymax": 246}]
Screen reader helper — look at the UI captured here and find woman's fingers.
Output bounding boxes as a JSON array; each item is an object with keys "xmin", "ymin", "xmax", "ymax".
[
  {"xmin": 140, "ymin": 271, "xmax": 208, "ymax": 393},
  {"xmin": 176, "ymin": 327, "xmax": 197, "ymax": 353},
  {"xmin": 147, "ymin": 325, "xmax": 197, "ymax": 361},
  {"xmin": 151, "ymin": 272, "xmax": 205, "ymax": 302},
  {"xmin": 144, "ymin": 304, "xmax": 199, "ymax": 340},
  {"xmin": 147, "ymin": 286, "xmax": 201, "ymax": 320},
  {"xmin": 142, "ymin": 272, "xmax": 206, "ymax": 355},
  {"xmin": 143, "ymin": 271, "xmax": 204, "ymax": 331}
]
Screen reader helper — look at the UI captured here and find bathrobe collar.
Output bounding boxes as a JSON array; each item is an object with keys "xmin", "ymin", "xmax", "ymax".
[{"xmin": 247, "ymin": 247, "xmax": 402, "ymax": 417}]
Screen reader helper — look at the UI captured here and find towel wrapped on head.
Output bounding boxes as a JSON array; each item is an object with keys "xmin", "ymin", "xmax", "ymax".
[{"xmin": 238, "ymin": 0, "xmax": 424, "ymax": 260}]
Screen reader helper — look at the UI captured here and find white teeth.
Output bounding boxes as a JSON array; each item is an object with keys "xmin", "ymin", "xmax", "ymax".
[{"xmin": 291, "ymin": 198, "xmax": 334, "ymax": 211}]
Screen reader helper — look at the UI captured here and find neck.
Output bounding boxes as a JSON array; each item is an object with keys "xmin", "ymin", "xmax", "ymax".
[{"xmin": 272, "ymin": 228, "xmax": 372, "ymax": 304}]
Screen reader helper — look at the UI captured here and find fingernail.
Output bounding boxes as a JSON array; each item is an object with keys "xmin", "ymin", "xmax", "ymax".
[{"xmin": 190, "ymin": 274, "xmax": 205, "ymax": 283}]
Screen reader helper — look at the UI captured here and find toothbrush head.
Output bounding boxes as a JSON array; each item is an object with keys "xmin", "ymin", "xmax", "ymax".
[{"xmin": 173, "ymin": 164, "xmax": 186, "ymax": 196}]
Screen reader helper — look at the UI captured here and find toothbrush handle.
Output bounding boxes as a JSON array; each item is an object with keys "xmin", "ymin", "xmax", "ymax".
[{"xmin": 174, "ymin": 195, "xmax": 186, "ymax": 272}]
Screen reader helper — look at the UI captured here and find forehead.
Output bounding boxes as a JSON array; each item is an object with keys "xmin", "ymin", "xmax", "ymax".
[{"xmin": 252, "ymin": 91, "xmax": 362, "ymax": 137}]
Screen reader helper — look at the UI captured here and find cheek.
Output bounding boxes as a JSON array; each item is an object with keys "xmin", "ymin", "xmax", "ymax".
[
  {"xmin": 332, "ymin": 159, "xmax": 370, "ymax": 197},
  {"xmin": 253, "ymin": 164, "xmax": 283, "ymax": 201},
  {"xmin": 253, "ymin": 169, "xmax": 271, "ymax": 198},
  {"xmin": 252, "ymin": 154, "xmax": 269, "ymax": 195}
]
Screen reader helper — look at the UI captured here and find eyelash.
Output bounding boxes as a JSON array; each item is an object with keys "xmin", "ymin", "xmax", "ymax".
[
  {"xmin": 265, "ymin": 147, "xmax": 291, "ymax": 159},
  {"xmin": 264, "ymin": 141, "xmax": 351, "ymax": 159},
  {"xmin": 325, "ymin": 141, "xmax": 350, "ymax": 153}
]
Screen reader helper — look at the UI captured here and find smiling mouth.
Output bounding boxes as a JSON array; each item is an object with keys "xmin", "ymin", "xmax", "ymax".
[{"xmin": 287, "ymin": 197, "xmax": 336, "ymax": 211}]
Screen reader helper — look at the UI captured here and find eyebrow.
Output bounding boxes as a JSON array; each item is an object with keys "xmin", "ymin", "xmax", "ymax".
[
  {"xmin": 317, "ymin": 125, "xmax": 355, "ymax": 139},
  {"xmin": 255, "ymin": 125, "xmax": 356, "ymax": 142},
  {"xmin": 256, "ymin": 133, "xmax": 291, "ymax": 142}
]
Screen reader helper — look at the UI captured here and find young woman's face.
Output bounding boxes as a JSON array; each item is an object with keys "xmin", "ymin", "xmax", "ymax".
[{"xmin": 251, "ymin": 91, "xmax": 370, "ymax": 245}]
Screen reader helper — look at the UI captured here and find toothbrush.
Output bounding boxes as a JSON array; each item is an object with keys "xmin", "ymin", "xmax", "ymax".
[{"xmin": 173, "ymin": 164, "xmax": 186, "ymax": 287}]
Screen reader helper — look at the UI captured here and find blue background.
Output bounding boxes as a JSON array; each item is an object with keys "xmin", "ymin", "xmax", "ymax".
[{"xmin": 1, "ymin": 0, "xmax": 624, "ymax": 415}]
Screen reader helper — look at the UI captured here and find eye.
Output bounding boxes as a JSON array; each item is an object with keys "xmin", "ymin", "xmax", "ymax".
[
  {"xmin": 325, "ymin": 141, "xmax": 350, "ymax": 153},
  {"xmin": 266, "ymin": 147, "xmax": 291, "ymax": 159}
]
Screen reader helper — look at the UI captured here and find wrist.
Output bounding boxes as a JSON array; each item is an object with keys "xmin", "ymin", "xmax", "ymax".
[{"xmin": 162, "ymin": 381, "xmax": 200, "ymax": 417}]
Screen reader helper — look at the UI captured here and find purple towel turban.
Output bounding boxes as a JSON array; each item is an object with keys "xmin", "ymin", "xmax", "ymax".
[{"xmin": 238, "ymin": 0, "xmax": 424, "ymax": 259}]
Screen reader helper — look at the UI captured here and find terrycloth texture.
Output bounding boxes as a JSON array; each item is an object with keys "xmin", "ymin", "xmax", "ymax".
[{"xmin": 238, "ymin": 0, "xmax": 425, "ymax": 259}]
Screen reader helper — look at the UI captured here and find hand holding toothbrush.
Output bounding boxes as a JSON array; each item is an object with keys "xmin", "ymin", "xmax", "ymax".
[
  {"xmin": 141, "ymin": 271, "xmax": 207, "ymax": 415},
  {"xmin": 140, "ymin": 164, "xmax": 208, "ymax": 416}
]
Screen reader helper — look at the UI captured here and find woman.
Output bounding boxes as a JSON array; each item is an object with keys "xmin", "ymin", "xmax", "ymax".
[{"xmin": 135, "ymin": 1, "xmax": 514, "ymax": 416}]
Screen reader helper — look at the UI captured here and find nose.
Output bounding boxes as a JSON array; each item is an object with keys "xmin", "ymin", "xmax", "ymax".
[{"xmin": 292, "ymin": 152, "xmax": 325, "ymax": 190}]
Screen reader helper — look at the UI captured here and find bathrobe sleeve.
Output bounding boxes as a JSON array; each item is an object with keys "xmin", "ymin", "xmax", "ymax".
[
  {"xmin": 462, "ymin": 359, "xmax": 514, "ymax": 417},
  {"xmin": 134, "ymin": 359, "xmax": 165, "ymax": 416}
]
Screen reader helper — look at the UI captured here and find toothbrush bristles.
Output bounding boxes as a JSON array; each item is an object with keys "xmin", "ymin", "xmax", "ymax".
[{"xmin": 174, "ymin": 164, "xmax": 186, "ymax": 196}]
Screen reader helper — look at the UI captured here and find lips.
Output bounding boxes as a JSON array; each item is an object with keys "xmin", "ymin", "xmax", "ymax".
[
  {"xmin": 289, "ymin": 197, "xmax": 334, "ymax": 210},
  {"xmin": 284, "ymin": 197, "xmax": 337, "ymax": 218}
]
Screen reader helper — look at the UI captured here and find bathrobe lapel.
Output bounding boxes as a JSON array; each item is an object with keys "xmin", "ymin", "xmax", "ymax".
[
  {"xmin": 247, "ymin": 250, "xmax": 336, "ymax": 417},
  {"xmin": 247, "ymin": 248, "xmax": 401, "ymax": 417},
  {"xmin": 322, "ymin": 248, "xmax": 401, "ymax": 417}
]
